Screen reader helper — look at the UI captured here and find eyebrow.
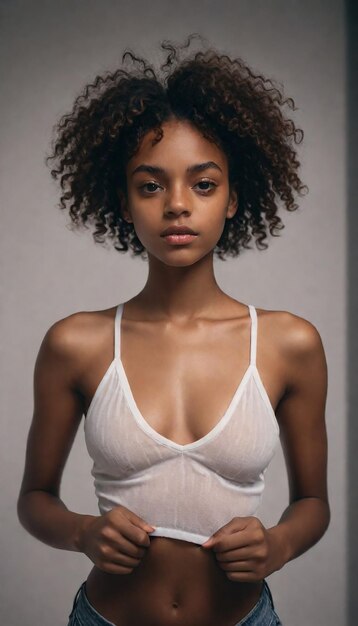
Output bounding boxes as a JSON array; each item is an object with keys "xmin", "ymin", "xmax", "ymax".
[{"xmin": 130, "ymin": 161, "xmax": 223, "ymax": 177}]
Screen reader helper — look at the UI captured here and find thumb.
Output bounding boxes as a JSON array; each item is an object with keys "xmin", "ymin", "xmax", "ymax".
[
  {"xmin": 201, "ymin": 517, "xmax": 247, "ymax": 548},
  {"xmin": 201, "ymin": 528, "xmax": 222, "ymax": 548}
]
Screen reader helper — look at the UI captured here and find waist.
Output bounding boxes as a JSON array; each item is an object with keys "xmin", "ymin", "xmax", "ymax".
[{"xmin": 85, "ymin": 536, "xmax": 263, "ymax": 626}]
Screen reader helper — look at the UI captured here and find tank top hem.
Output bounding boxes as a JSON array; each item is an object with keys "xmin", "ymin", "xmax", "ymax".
[{"xmin": 148, "ymin": 527, "xmax": 210, "ymax": 545}]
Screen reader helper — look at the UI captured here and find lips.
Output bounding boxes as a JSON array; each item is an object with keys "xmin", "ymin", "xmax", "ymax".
[{"xmin": 160, "ymin": 225, "xmax": 198, "ymax": 236}]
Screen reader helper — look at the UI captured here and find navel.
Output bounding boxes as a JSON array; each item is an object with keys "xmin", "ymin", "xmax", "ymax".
[{"xmin": 170, "ymin": 598, "xmax": 180, "ymax": 610}]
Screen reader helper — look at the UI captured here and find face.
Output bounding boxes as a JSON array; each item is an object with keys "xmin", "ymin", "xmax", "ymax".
[{"xmin": 120, "ymin": 118, "xmax": 238, "ymax": 267}]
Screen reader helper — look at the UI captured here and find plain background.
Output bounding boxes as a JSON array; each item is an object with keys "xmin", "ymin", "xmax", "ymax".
[{"xmin": 0, "ymin": 1, "xmax": 348, "ymax": 624}]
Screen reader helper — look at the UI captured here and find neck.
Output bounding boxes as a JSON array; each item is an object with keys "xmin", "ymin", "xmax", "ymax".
[{"xmin": 135, "ymin": 251, "xmax": 227, "ymax": 319}]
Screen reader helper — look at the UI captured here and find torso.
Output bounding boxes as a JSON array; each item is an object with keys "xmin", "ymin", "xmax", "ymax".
[{"xmin": 75, "ymin": 296, "xmax": 288, "ymax": 626}]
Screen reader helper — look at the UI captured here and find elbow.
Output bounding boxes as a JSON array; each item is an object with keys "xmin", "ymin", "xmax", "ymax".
[
  {"xmin": 16, "ymin": 489, "xmax": 42, "ymax": 529},
  {"xmin": 314, "ymin": 497, "xmax": 331, "ymax": 540},
  {"xmin": 17, "ymin": 491, "xmax": 30, "ymax": 529}
]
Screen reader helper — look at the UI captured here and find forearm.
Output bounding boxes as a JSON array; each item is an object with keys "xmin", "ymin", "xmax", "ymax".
[
  {"xmin": 17, "ymin": 490, "xmax": 96, "ymax": 552},
  {"xmin": 268, "ymin": 497, "xmax": 330, "ymax": 569}
]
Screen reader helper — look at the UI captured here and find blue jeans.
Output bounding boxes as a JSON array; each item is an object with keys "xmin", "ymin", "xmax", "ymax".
[{"xmin": 67, "ymin": 579, "xmax": 282, "ymax": 625}]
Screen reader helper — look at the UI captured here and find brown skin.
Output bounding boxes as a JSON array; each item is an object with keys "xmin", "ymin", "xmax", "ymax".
[{"xmin": 17, "ymin": 120, "xmax": 330, "ymax": 626}]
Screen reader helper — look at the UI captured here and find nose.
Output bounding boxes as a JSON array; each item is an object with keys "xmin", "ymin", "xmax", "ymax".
[{"xmin": 164, "ymin": 184, "xmax": 191, "ymax": 217}]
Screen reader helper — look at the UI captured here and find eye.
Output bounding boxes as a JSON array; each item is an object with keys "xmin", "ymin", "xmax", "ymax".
[
  {"xmin": 139, "ymin": 182, "xmax": 161, "ymax": 194},
  {"xmin": 194, "ymin": 180, "xmax": 217, "ymax": 193}
]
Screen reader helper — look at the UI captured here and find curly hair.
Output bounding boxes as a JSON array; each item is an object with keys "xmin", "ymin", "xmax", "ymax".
[{"xmin": 46, "ymin": 33, "xmax": 307, "ymax": 260}]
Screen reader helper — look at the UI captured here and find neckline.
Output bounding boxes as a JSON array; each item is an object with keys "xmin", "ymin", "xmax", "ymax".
[{"xmin": 114, "ymin": 302, "xmax": 257, "ymax": 451}]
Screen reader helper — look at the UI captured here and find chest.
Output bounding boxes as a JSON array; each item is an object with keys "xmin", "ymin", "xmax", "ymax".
[
  {"xmin": 123, "ymin": 320, "xmax": 251, "ymax": 444},
  {"xmin": 85, "ymin": 311, "xmax": 283, "ymax": 447}
]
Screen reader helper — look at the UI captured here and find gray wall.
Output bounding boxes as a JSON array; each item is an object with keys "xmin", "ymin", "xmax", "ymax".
[
  {"xmin": 0, "ymin": 1, "xmax": 346, "ymax": 624},
  {"xmin": 347, "ymin": 0, "xmax": 358, "ymax": 623}
]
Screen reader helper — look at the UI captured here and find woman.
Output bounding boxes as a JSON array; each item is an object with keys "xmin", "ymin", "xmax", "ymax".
[{"xmin": 17, "ymin": 35, "xmax": 330, "ymax": 626}]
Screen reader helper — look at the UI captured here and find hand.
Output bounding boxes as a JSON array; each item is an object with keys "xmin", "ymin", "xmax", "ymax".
[
  {"xmin": 79, "ymin": 505, "xmax": 156, "ymax": 575},
  {"xmin": 201, "ymin": 516, "xmax": 285, "ymax": 582}
]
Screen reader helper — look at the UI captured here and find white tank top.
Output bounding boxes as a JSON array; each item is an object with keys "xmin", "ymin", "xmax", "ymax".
[{"xmin": 84, "ymin": 303, "xmax": 280, "ymax": 545}]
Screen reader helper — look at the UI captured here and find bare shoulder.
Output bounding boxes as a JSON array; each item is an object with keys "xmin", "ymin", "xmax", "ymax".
[
  {"xmin": 38, "ymin": 306, "xmax": 117, "ymax": 372},
  {"xmin": 256, "ymin": 305, "xmax": 326, "ymax": 361}
]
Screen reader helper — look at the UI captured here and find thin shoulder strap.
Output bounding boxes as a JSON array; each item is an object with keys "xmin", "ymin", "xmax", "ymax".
[
  {"xmin": 114, "ymin": 303, "xmax": 124, "ymax": 360},
  {"xmin": 248, "ymin": 304, "xmax": 257, "ymax": 367}
]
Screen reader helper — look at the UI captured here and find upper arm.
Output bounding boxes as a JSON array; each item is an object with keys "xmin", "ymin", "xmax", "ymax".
[
  {"xmin": 276, "ymin": 313, "xmax": 329, "ymax": 506},
  {"xmin": 18, "ymin": 315, "xmax": 86, "ymax": 500}
]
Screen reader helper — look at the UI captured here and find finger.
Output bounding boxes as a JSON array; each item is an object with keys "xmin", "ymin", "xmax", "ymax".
[
  {"xmin": 116, "ymin": 520, "xmax": 152, "ymax": 548},
  {"xmin": 123, "ymin": 525, "xmax": 151, "ymax": 548},
  {"xmin": 210, "ymin": 532, "xmax": 252, "ymax": 553},
  {"xmin": 216, "ymin": 546, "xmax": 255, "ymax": 562},
  {"xmin": 96, "ymin": 543, "xmax": 141, "ymax": 572},
  {"xmin": 99, "ymin": 524, "xmax": 147, "ymax": 557},
  {"xmin": 108, "ymin": 549, "xmax": 142, "ymax": 569},
  {"xmin": 101, "ymin": 563, "xmax": 135, "ymax": 575},
  {"xmin": 218, "ymin": 559, "xmax": 254, "ymax": 572},
  {"xmin": 226, "ymin": 571, "xmax": 261, "ymax": 583},
  {"xmin": 108, "ymin": 533, "xmax": 147, "ymax": 559},
  {"xmin": 125, "ymin": 508, "xmax": 156, "ymax": 533},
  {"xmin": 213, "ymin": 516, "xmax": 251, "ymax": 536},
  {"xmin": 202, "ymin": 517, "xmax": 263, "ymax": 549}
]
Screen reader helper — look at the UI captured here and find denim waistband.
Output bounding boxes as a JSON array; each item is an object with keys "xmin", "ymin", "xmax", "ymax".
[
  {"xmin": 234, "ymin": 580, "xmax": 279, "ymax": 625},
  {"xmin": 68, "ymin": 581, "xmax": 115, "ymax": 626}
]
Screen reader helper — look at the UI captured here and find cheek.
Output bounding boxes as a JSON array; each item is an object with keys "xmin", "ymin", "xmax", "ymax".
[
  {"xmin": 126, "ymin": 197, "xmax": 151, "ymax": 229},
  {"xmin": 129, "ymin": 212, "xmax": 158, "ymax": 249},
  {"xmin": 205, "ymin": 208, "xmax": 229, "ymax": 235},
  {"xmin": 133, "ymin": 213, "xmax": 155, "ymax": 235}
]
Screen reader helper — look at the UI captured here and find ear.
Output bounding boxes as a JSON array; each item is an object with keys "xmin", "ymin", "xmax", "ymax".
[
  {"xmin": 226, "ymin": 185, "xmax": 239, "ymax": 220},
  {"xmin": 117, "ymin": 188, "xmax": 133, "ymax": 224}
]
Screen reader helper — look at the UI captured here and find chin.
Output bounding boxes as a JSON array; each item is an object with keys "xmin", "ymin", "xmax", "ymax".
[
  {"xmin": 144, "ymin": 240, "xmax": 214, "ymax": 266},
  {"xmin": 150, "ymin": 249, "xmax": 213, "ymax": 268},
  {"xmin": 167, "ymin": 259, "xmax": 200, "ymax": 268},
  {"xmin": 158, "ymin": 255, "xmax": 201, "ymax": 268}
]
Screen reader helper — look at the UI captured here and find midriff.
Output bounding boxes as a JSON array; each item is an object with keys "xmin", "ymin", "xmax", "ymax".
[{"xmin": 85, "ymin": 536, "xmax": 263, "ymax": 626}]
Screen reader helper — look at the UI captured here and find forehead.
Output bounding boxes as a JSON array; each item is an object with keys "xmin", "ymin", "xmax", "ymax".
[{"xmin": 128, "ymin": 119, "xmax": 228, "ymax": 170}]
